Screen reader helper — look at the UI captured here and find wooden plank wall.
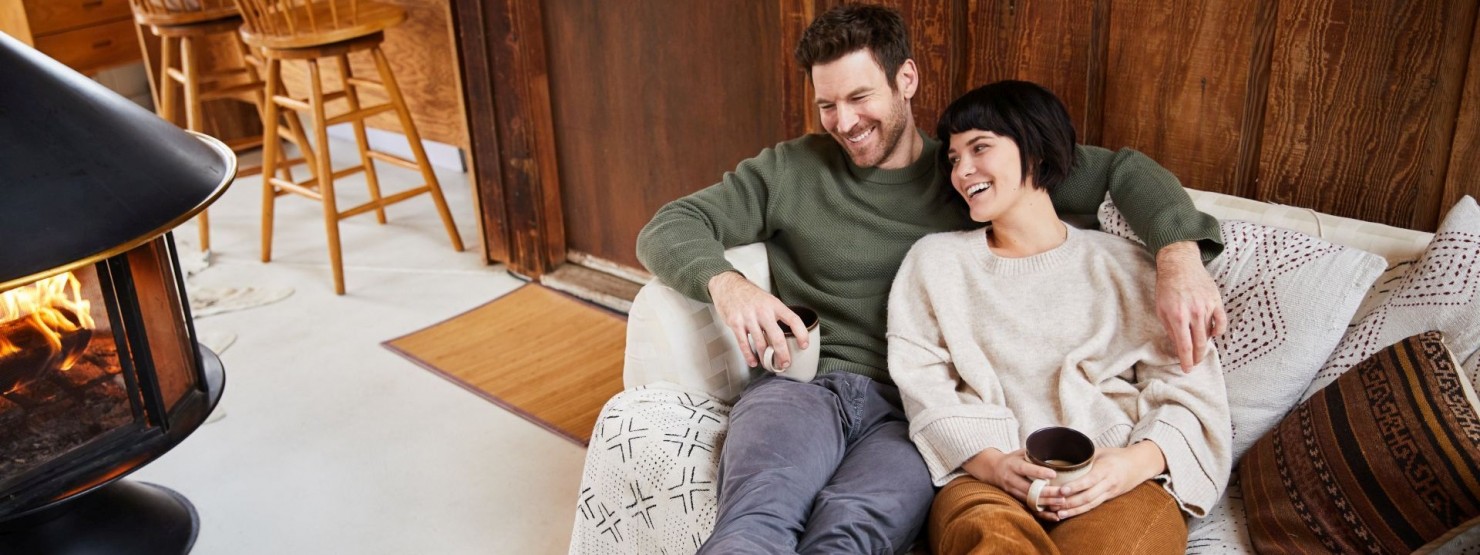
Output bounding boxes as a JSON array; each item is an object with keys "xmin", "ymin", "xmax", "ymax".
[
  {"xmin": 457, "ymin": 0, "xmax": 1479, "ymax": 276},
  {"xmin": 541, "ymin": 0, "xmax": 788, "ymax": 270},
  {"xmin": 799, "ymin": 0, "xmax": 1480, "ymax": 231}
]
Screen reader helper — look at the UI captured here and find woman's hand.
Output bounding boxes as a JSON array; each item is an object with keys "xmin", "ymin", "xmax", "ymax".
[
  {"xmin": 962, "ymin": 448, "xmax": 1061, "ymax": 520},
  {"xmin": 1043, "ymin": 442, "xmax": 1167, "ymax": 520}
]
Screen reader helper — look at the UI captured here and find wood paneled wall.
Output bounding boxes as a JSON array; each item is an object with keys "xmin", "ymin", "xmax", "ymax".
[
  {"xmin": 456, "ymin": 0, "xmax": 1480, "ymax": 277},
  {"xmin": 541, "ymin": 0, "xmax": 788, "ymax": 270},
  {"xmin": 796, "ymin": 0, "xmax": 1479, "ymax": 231}
]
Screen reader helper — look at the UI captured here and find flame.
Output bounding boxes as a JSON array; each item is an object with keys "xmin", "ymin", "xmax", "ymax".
[{"xmin": 0, "ymin": 272, "xmax": 95, "ymax": 371}]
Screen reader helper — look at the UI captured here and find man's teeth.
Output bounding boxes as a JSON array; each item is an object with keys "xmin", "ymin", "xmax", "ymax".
[
  {"xmin": 967, "ymin": 183, "xmax": 992, "ymax": 197},
  {"xmin": 847, "ymin": 128, "xmax": 873, "ymax": 143}
]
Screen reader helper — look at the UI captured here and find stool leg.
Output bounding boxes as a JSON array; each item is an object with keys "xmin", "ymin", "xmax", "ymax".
[
  {"xmin": 181, "ymin": 36, "xmax": 210, "ymax": 252},
  {"xmin": 308, "ymin": 59, "xmax": 347, "ymax": 295},
  {"xmin": 371, "ymin": 47, "xmax": 463, "ymax": 252},
  {"xmin": 337, "ymin": 54, "xmax": 387, "ymax": 224},
  {"xmin": 159, "ymin": 36, "xmax": 178, "ymax": 127},
  {"xmin": 260, "ymin": 58, "xmax": 284, "ymax": 264}
]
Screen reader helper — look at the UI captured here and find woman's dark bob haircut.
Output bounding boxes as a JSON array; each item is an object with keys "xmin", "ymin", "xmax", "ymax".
[{"xmin": 935, "ymin": 80, "xmax": 1077, "ymax": 193}]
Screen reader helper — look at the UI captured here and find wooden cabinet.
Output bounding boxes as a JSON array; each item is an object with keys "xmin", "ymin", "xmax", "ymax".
[{"xmin": 0, "ymin": 0, "xmax": 142, "ymax": 74}]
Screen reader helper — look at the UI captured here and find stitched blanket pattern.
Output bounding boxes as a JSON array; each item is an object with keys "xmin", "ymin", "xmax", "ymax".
[{"xmin": 570, "ymin": 384, "xmax": 731, "ymax": 554}]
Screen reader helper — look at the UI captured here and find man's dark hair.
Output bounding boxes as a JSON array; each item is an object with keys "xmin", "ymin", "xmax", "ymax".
[
  {"xmin": 794, "ymin": 3, "xmax": 911, "ymax": 89},
  {"xmin": 935, "ymin": 80, "xmax": 1077, "ymax": 193}
]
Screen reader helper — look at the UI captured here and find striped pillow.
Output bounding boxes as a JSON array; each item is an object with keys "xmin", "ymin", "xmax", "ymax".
[{"xmin": 1240, "ymin": 331, "xmax": 1480, "ymax": 553}]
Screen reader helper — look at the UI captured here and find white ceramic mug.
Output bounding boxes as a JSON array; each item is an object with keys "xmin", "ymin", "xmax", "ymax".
[
  {"xmin": 750, "ymin": 306, "xmax": 820, "ymax": 382},
  {"xmin": 1024, "ymin": 426, "xmax": 1097, "ymax": 513}
]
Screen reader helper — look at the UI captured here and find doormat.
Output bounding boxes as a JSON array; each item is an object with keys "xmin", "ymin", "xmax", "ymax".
[{"xmin": 383, "ymin": 284, "xmax": 626, "ymax": 445}]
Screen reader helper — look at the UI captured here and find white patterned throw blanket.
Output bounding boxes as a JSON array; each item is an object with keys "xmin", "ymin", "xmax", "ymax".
[{"xmin": 570, "ymin": 383, "xmax": 731, "ymax": 554}]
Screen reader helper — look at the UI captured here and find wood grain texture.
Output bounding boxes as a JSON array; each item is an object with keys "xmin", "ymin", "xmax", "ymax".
[
  {"xmin": 449, "ymin": 0, "xmax": 507, "ymax": 264},
  {"xmin": 32, "ymin": 17, "xmax": 140, "ymax": 73},
  {"xmin": 1101, "ymin": 0, "xmax": 1260, "ymax": 195},
  {"xmin": 135, "ymin": 23, "xmax": 262, "ymax": 141},
  {"xmin": 0, "ymin": 0, "xmax": 36, "ymax": 44},
  {"xmin": 962, "ymin": 0, "xmax": 1100, "ymax": 139},
  {"xmin": 385, "ymin": 284, "xmax": 627, "ymax": 445},
  {"xmin": 778, "ymin": 0, "xmax": 814, "ymax": 137},
  {"xmin": 276, "ymin": 0, "xmax": 468, "ymax": 148},
  {"xmin": 1443, "ymin": 7, "xmax": 1480, "ymax": 210},
  {"xmin": 542, "ymin": 0, "xmax": 786, "ymax": 270},
  {"xmin": 1257, "ymin": 0, "xmax": 1477, "ymax": 230},
  {"xmin": 481, "ymin": 0, "xmax": 564, "ymax": 277},
  {"xmin": 21, "ymin": 0, "xmax": 132, "ymax": 36}
]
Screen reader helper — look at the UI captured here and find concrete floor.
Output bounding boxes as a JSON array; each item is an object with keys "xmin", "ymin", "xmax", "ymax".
[{"xmin": 129, "ymin": 141, "xmax": 586, "ymax": 554}]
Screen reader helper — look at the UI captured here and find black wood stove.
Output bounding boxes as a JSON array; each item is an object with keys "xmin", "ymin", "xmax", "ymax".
[{"xmin": 0, "ymin": 32, "xmax": 234, "ymax": 554}]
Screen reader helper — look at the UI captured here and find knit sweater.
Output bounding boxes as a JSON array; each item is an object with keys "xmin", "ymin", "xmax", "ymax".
[
  {"xmin": 886, "ymin": 227, "xmax": 1232, "ymax": 516},
  {"xmin": 636, "ymin": 132, "xmax": 1222, "ymax": 384}
]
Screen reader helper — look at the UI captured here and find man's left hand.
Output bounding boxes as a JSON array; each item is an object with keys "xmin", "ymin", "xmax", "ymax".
[{"xmin": 1155, "ymin": 241, "xmax": 1226, "ymax": 372}]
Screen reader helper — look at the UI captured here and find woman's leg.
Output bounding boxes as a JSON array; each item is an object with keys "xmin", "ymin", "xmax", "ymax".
[
  {"xmin": 1047, "ymin": 481, "xmax": 1187, "ymax": 554},
  {"xmin": 930, "ymin": 477, "xmax": 1057, "ymax": 555}
]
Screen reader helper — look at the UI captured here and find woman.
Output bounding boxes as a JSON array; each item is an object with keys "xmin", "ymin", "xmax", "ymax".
[{"xmin": 886, "ymin": 80, "xmax": 1232, "ymax": 554}]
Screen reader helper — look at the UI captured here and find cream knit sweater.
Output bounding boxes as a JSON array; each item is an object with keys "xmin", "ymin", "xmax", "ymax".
[{"xmin": 887, "ymin": 226, "xmax": 1232, "ymax": 516}]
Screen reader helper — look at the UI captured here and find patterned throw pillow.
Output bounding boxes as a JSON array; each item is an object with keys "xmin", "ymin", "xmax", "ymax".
[
  {"xmin": 1306, "ymin": 196, "xmax": 1480, "ymax": 400},
  {"xmin": 1098, "ymin": 200, "xmax": 1385, "ymax": 460},
  {"xmin": 1239, "ymin": 331, "xmax": 1480, "ymax": 554},
  {"xmin": 570, "ymin": 384, "xmax": 730, "ymax": 554}
]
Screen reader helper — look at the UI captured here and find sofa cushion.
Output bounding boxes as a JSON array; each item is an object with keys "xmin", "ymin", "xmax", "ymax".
[
  {"xmin": 1185, "ymin": 474, "xmax": 1255, "ymax": 554},
  {"xmin": 570, "ymin": 383, "xmax": 730, "ymax": 553},
  {"xmin": 1098, "ymin": 202, "xmax": 1385, "ymax": 461},
  {"xmin": 1307, "ymin": 196, "xmax": 1480, "ymax": 400},
  {"xmin": 1239, "ymin": 331, "xmax": 1480, "ymax": 554}
]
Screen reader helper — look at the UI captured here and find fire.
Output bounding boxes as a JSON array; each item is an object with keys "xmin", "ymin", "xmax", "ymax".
[{"xmin": 0, "ymin": 272, "xmax": 95, "ymax": 375}]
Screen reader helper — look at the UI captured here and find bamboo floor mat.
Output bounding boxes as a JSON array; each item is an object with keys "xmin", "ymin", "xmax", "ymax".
[{"xmin": 383, "ymin": 284, "xmax": 626, "ymax": 445}]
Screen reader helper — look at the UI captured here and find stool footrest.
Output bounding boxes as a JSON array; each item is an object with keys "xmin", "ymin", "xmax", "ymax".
[
  {"xmin": 324, "ymin": 104, "xmax": 394, "ymax": 126},
  {"xmin": 366, "ymin": 150, "xmax": 418, "ymax": 170},
  {"xmin": 268, "ymin": 177, "xmax": 323, "ymax": 200},
  {"xmin": 344, "ymin": 77, "xmax": 385, "ymax": 90},
  {"xmin": 338, "ymin": 186, "xmax": 432, "ymax": 219}
]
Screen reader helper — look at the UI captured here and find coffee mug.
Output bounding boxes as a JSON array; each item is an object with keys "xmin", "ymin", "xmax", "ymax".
[
  {"xmin": 1024, "ymin": 426, "xmax": 1096, "ymax": 513},
  {"xmin": 749, "ymin": 306, "xmax": 820, "ymax": 382}
]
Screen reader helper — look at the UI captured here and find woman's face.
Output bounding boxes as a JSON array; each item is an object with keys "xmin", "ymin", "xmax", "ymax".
[{"xmin": 946, "ymin": 129, "xmax": 1032, "ymax": 223}]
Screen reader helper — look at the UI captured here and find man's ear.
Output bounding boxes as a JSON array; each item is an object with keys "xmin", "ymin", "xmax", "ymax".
[{"xmin": 896, "ymin": 59, "xmax": 919, "ymax": 100}]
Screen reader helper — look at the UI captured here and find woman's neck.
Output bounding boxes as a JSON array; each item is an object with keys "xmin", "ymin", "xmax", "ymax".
[{"xmin": 986, "ymin": 191, "xmax": 1067, "ymax": 258}]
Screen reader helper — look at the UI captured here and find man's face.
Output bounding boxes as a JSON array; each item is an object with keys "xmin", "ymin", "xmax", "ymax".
[{"xmin": 811, "ymin": 50, "xmax": 917, "ymax": 169}]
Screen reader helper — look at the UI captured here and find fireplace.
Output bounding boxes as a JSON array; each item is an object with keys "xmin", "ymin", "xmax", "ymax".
[{"xmin": 0, "ymin": 32, "xmax": 233, "ymax": 553}]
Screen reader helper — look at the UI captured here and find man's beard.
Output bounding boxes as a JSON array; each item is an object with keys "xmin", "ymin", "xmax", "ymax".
[{"xmin": 835, "ymin": 98, "xmax": 909, "ymax": 168}]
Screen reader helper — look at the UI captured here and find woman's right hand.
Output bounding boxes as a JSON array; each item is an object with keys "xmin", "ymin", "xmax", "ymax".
[{"xmin": 962, "ymin": 448, "xmax": 1062, "ymax": 520}]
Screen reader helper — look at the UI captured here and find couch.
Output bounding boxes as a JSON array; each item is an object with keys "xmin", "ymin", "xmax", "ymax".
[{"xmin": 571, "ymin": 188, "xmax": 1480, "ymax": 554}]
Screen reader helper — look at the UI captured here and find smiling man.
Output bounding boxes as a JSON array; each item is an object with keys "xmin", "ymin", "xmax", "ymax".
[{"xmin": 632, "ymin": 4, "xmax": 1225, "ymax": 553}]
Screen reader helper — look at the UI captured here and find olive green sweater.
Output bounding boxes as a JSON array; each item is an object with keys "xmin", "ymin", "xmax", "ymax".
[{"xmin": 636, "ymin": 132, "xmax": 1221, "ymax": 384}]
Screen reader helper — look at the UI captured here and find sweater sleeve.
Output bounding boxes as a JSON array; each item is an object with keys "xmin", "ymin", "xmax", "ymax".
[
  {"xmin": 887, "ymin": 242, "xmax": 1021, "ymax": 486},
  {"xmin": 1055, "ymin": 145, "xmax": 1223, "ymax": 263},
  {"xmin": 1127, "ymin": 348, "xmax": 1233, "ymax": 517},
  {"xmin": 635, "ymin": 147, "xmax": 782, "ymax": 302}
]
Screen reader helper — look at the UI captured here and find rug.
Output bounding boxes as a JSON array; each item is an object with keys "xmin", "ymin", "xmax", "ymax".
[{"xmin": 383, "ymin": 284, "xmax": 627, "ymax": 445}]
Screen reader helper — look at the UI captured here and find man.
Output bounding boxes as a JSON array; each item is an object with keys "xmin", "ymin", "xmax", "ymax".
[{"xmin": 634, "ymin": 5, "xmax": 1225, "ymax": 554}]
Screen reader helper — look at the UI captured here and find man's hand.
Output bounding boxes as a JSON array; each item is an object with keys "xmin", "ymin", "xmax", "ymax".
[
  {"xmin": 961, "ymin": 448, "xmax": 1060, "ymax": 521},
  {"xmin": 1155, "ymin": 241, "xmax": 1227, "ymax": 372},
  {"xmin": 708, "ymin": 271, "xmax": 810, "ymax": 370},
  {"xmin": 1042, "ymin": 442, "xmax": 1165, "ymax": 520}
]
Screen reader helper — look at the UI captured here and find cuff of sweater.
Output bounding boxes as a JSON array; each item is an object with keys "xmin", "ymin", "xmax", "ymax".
[
  {"xmin": 911, "ymin": 416, "xmax": 1019, "ymax": 487},
  {"xmin": 1132, "ymin": 420, "xmax": 1219, "ymax": 517},
  {"xmin": 670, "ymin": 259, "xmax": 740, "ymax": 303},
  {"xmin": 1144, "ymin": 209, "xmax": 1224, "ymax": 264}
]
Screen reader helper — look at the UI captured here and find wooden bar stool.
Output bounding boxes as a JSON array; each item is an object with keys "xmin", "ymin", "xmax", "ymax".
[
  {"xmin": 131, "ymin": 0, "xmax": 316, "ymax": 253},
  {"xmin": 235, "ymin": 0, "xmax": 464, "ymax": 295}
]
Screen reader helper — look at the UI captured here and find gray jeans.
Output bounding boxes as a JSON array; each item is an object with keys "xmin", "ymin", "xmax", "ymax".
[{"xmin": 698, "ymin": 372, "xmax": 935, "ymax": 555}]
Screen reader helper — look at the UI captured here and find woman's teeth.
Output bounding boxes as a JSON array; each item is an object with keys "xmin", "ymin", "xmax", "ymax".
[{"xmin": 967, "ymin": 183, "xmax": 992, "ymax": 197}]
